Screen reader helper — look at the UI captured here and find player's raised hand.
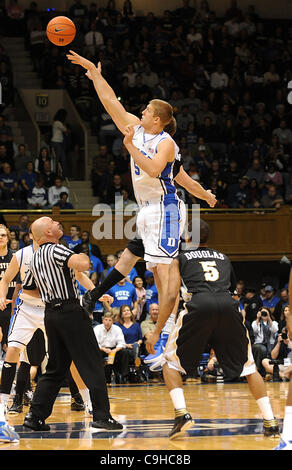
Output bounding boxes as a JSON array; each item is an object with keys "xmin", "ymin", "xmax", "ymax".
[
  {"xmin": 66, "ymin": 50, "xmax": 96, "ymax": 72},
  {"xmin": 123, "ymin": 125, "xmax": 135, "ymax": 145},
  {"xmin": 0, "ymin": 298, "xmax": 12, "ymax": 311}
]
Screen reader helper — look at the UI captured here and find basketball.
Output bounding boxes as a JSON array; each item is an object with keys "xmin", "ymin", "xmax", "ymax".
[{"xmin": 46, "ymin": 16, "xmax": 76, "ymax": 46}]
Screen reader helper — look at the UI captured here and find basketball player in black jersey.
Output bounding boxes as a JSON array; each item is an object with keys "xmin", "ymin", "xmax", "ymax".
[
  {"xmin": 0, "ymin": 224, "xmax": 21, "ymax": 353},
  {"xmin": 146, "ymin": 219, "xmax": 280, "ymax": 440}
]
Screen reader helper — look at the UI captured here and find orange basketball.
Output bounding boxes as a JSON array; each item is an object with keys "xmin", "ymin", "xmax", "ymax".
[{"xmin": 46, "ymin": 16, "xmax": 76, "ymax": 46}]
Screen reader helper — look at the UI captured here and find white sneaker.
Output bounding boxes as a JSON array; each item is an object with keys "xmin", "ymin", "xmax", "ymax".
[{"xmin": 274, "ymin": 437, "xmax": 292, "ymax": 450}]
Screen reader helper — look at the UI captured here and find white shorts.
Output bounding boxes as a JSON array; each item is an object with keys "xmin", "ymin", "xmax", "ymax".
[
  {"xmin": 8, "ymin": 299, "xmax": 45, "ymax": 351},
  {"xmin": 136, "ymin": 196, "xmax": 186, "ymax": 267}
]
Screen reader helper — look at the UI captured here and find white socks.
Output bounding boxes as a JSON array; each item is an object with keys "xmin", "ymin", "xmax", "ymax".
[
  {"xmin": 282, "ymin": 406, "xmax": 292, "ymax": 441},
  {"xmin": 169, "ymin": 388, "xmax": 186, "ymax": 411},
  {"xmin": 256, "ymin": 396, "xmax": 274, "ymax": 420}
]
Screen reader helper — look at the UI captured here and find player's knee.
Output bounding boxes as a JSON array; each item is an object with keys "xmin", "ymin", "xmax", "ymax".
[{"xmin": 5, "ymin": 345, "xmax": 21, "ymax": 362}]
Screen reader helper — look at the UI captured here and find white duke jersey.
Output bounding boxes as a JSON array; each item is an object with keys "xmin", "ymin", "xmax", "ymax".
[
  {"xmin": 130, "ymin": 125, "xmax": 180, "ymax": 205},
  {"xmin": 15, "ymin": 245, "xmax": 44, "ymax": 307}
]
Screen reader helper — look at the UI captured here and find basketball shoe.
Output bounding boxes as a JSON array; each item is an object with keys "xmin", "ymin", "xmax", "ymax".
[
  {"xmin": 144, "ymin": 333, "xmax": 169, "ymax": 365},
  {"xmin": 169, "ymin": 412, "xmax": 194, "ymax": 439},
  {"xmin": 263, "ymin": 418, "xmax": 280, "ymax": 437},
  {"xmin": 0, "ymin": 423, "xmax": 19, "ymax": 442},
  {"xmin": 274, "ymin": 437, "xmax": 292, "ymax": 450}
]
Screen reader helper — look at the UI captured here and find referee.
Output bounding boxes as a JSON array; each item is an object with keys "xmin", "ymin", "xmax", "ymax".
[{"xmin": 22, "ymin": 216, "xmax": 122, "ymax": 432}]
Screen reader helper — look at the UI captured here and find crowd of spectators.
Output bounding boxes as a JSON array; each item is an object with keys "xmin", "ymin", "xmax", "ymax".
[{"xmin": 1, "ymin": 0, "xmax": 289, "ymax": 209}]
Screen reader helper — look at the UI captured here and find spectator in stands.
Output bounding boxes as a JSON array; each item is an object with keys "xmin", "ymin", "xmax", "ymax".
[
  {"xmin": 93, "ymin": 311, "xmax": 128, "ymax": 384},
  {"xmin": 262, "ymin": 285, "xmax": 280, "ymax": 315},
  {"xmin": 27, "ymin": 176, "xmax": 48, "ymax": 208},
  {"xmin": 265, "ymin": 162, "xmax": 283, "ymax": 189},
  {"xmin": 40, "ymin": 159, "xmax": 56, "ymax": 189},
  {"xmin": 50, "ymin": 108, "xmax": 68, "ymax": 176},
  {"xmin": 262, "ymin": 328, "xmax": 292, "ymax": 381},
  {"xmin": 274, "ymin": 289, "xmax": 290, "ymax": 324},
  {"xmin": 63, "ymin": 224, "xmax": 82, "ymax": 250},
  {"xmin": 73, "ymin": 230, "xmax": 102, "ymax": 260},
  {"xmin": 105, "ymin": 173, "xmax": 124, "ymax": 207},
  {"xmin": 243, "ymin": 286, "xmax": 263, "ymax": 324},
  {"xmin": 19, "ymin": 161, "xmax": 37, "ymax": 200},
  {"xmin": 48, "ymin": 176, "xmax": 69, "ymax": 206},
  {"xmin": 144, "ymin": 271, "xmax": 158, "ymax": 313},
  {"xmin": 245, "ymin": 158, "xmax": 265, "ymax": 189},
  {"xmin": 285, "ymin": 174, "xmax": 292, "ymax": 204},
  {"xmin": 106, "ymin": 277, "xmax": 138, "ymax": 315},
  {"xmin": 78, "ymin": 242, "xmax": 103, "ymax": 276},
  {"xmin": 53, "ymin": 191, "xmax": 74, "ymax": 209},
  {"xmin": 13, "ymin": 144, "xmax": 32, "ymax": 176},
  {"xmin": 100, "ymin": 253, "xmax": 118, "ymax": 283},
  {"xmin": 260, "ymin": 183, "xmax": 283, "ymax": 209},
  {"xmin": 133, "ymin": 276, "xmax": 146, "ymax": 323},
  {"xmin": 0, "ymin": 61, "xmax": 14, "ymax": 107},
  {"xmin": 9, "ymin": 214, "xmax": 29, "ymax": 239},
  {"xmin": 7, "ymin": 0, "xmax": 24, "ymax": 36},
  {"xmin": 0, "ymin": 161, "xmax": 18, "ymax": 201},
  {"xmin": 34, "ymin": 147, "xmax": 53, "ymax": 174},
  {"xmin": 252, "ymin": 307, "xmax": 278, "ymax": 376},
  {"xmin": 84, "ymin": 21, "xmax": 104, "ymax": 56},
  {"xmin": 227, "ymin": 175, "xmax": 250, "ymax": 208},
  {"xmin": 272, "ymin": 120, "xmax": 292, "ymax": 155},
  {"xmin": 116, "ymin": 304, "xmax": 143, "ymax": 367},
  {"xmin": 277, "ymin": 305, "xmax": 290, "ymax": 333}
]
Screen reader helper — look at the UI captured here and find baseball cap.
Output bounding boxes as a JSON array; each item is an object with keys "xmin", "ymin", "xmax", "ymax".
[{"xmin": 264, "ymin": 285, "xmax": 274, "ymax": 292}]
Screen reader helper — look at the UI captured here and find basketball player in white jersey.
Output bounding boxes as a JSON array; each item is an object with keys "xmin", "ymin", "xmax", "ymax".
[{"xmin": 66, "ymin": 51, "xmax": 216, "ymax": 332}]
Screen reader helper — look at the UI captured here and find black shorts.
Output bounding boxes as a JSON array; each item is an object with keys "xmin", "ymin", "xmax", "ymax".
[
  {"xmin": 0, "ymin": 305, "xmax": 12, "ymax": 346},
  {"xmin": 126, "ymin": 237, "xmax": 145, "ymax": 258},
  {"xmin": 26, "ymin": 328, "xmax": 46, "ymax": 366},
  {"xmin": 166, "ymin": 292, "xmax": 250, "ymax": 380}
]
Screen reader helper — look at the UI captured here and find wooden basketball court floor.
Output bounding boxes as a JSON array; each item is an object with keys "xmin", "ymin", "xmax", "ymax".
[{"xmin": 1, "ymin": 379, "xmax": 287, "ymax": 452}]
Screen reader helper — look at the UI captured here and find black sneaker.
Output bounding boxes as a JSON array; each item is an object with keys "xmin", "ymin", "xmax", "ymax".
[
  {"xmin": 8, "ymin": 394, "xmax": 23, "ymax": 414},
  {"xmin": 23, "ymin": 389, "xmax": 33, "ymax": 407},
  {"xmin": 90, "ymin": 416, "xmax": 124, "ymax": 431},
  {"xmin": 263, "ymin": 418, "xmax": 280, "ymax": 437},
  {"xmin": 23, "ymin": 412, "xmax": 50, "ymax": 431},
  {"xmin": 82, "ymin": 290, "xmax": 96, "ymax": 316},
  {"xmin": 169, "ymin": 413, "xmax": 194, "ymax": 440},
  {"xmin": 71, "ymin": 393, "xmax": 85, "ymax": 411}
]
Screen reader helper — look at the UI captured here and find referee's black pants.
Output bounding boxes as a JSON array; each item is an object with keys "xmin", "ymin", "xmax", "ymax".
[{"xmin": 30, "ymin": 299, "xmax": 111, "ymax": 422}]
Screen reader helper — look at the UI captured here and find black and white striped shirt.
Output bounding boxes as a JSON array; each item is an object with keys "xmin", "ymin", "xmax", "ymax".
[{"xmin": 23, "ymin": 242, "xmax": 79, "ymax": 303}]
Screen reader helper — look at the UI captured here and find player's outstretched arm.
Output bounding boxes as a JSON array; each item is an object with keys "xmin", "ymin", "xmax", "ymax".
[
  {"xmin": 175, "ymin": 166, "xmax": 217, "ymax": 207},
  {"xmin": 66, "ymin": 51, "xmax": 140, "ymax": 133}
]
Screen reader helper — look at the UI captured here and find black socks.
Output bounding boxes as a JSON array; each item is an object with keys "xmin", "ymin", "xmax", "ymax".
[{"xmin": 91, "ymin": 268, "xmax": 125, "ymax": 301}]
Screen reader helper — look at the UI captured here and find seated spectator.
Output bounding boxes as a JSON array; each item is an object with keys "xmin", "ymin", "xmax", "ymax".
[
  {"xmin": 53, "ymin": 191, "xmax": 74, "ymax": 209},
  {"xmin": 105, "ymin": 173, "xmax": 124, "ymax": 207},
  {"xmin": 27, "ymin": 176, "xmax": 48, "ymax": 208},
  {"xmin": 93, "ymin": 311, "xmax": 128, "ymax": 384},
  {"xmin": 227, "ymin": 176, "xmax": 250, "ymax": 208},
  {"xmin": 176, "ymin": 105, "xmax": 194, "ymax": 135},
  {"xmin": 40, "ymin": 159, "xmax": 56, "ymax": 189},
  {"xmin": 210, "ymin": 64, "xmax": 229, "ymax": 90},
  {"xmin": 9, "ymin": 239, "xmax": 19, "ymax": 252},
  {"xmin": 252, "ymin": 307, "xmax": 278, "ymax": 376},
  {"xmin": 105, "ymin": 278, "xmax": 138, "ymax": 315},
  {"xmin": 63, "ymin": 224, "xmax": 81, "ymax": 250},
  {"xmin": 133, "ymin": 276, "xmax": 146, "ymax": 323},
  {"xmin": 9, "ymin": 214, "xmax": 29, "ymax": 239},
  {"xmin": 272, "ymin": 120, "xmax": 292, "ymax": 154},
  {"xmin": 248, "ymin": 178, "xmax": 262, "ymax": 208},
  {"xmin": 245, "ymin": 158, "xmax": 265, "ymax": 189},
  {"xmin": 78, "ymin": 242, "xmax": 103, "ymax": 276},
  {"xmin": 262, "ymin": 327, "xmax": 292, "ymax": 381},
  {"xmin": 73, "ymin": 230, "xmax": 102, "ymax": 259},
  {"xmin": 0, "ymin": 161, "xmax": 19, "ymax": 201},
  {"xmin": 116, "ymin": 304, "xmax": 143, "ymax": 371},
  {"xmin": 277, "ymin": 305, "xmax": 290, "ymax": 333},
  {"xmin": 262, "ymin": 285, "xmax": 280, "ymax": 315},
  {"xmin": 84, "ymin": 20, "xmax": 104, "ymax": 56},
  {"xmin": 13, "ymin": 143, "xmax": 32, "ymax": 176},
  {"xmin": 34, "ymin": 147, "xmax": 53, "ymax": 174},
  {"xmin": 264, "ymin": 162, "xmax": 283, "ymax": 189},
  {"xmin": 20, "ymin": 161, "xmax": 37, "ymax": 199},
  {"xmin": 48, "ymin": 176, "xmax": 69, "ymax": 206},
  {"xmin": 242, "ymin": 286, "xmax": 263, "ymax": 324},
  {"xmin": 0, "ymin": 59, "xmax": 14, "ymax": 107},
  {"xmin": 260, "ymin": 183, "xmax": 283, "ymax": 209},
  {"xmin": 100, "ymin": 253, "xmax": 118, "ymax": 282},
  {"xmin": 140, "ymin": 303, "xmax": 160, "ymax": 359},
  {"xmin": 145, "ymin": 271, "xmax": 158, "ymax": 313}
]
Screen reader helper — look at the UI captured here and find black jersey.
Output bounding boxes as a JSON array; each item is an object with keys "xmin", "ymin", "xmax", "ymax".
[
  {"xmin": 178, "ymin": 247, "xmax": 237, "ymax": 295},
  {"xmin": 0, "ymin": 249, "xmax": 21, "ymax": 299}
]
